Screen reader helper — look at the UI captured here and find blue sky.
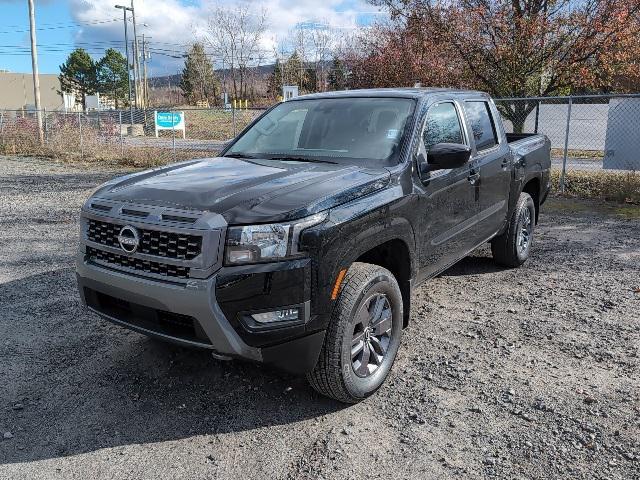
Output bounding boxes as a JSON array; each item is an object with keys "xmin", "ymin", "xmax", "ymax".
[{"xmin": 1, "ymin": 0, "xmax": 385, "ymax": 75}]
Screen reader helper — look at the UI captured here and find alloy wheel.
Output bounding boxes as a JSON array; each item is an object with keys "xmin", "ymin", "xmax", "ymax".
[
  {"xmin": 351, "ymin": 293, "xmax": 393, "ymax": 378},
  {"xmin": 517, "ymin": 207, "xmax": 532, "ymax": 256}
]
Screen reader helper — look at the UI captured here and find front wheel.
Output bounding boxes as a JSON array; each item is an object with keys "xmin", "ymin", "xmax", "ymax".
[
  {"xmin": 307, "ymin": 262, "xmax": 403, "ymax": 403},
  {"xmin": 491, "ymin": 192, "xmax": 535, "ymax": 267}
]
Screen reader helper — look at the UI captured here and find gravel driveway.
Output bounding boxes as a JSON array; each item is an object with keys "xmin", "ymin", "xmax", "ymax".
[{"xmin": 1, "ymin": 156, "xmax": 638, "ymax": 479}]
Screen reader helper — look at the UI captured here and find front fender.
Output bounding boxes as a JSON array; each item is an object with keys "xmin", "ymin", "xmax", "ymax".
[{"xmin": 301, "ymin": 186, "xmax": 417, "ymax": 330}]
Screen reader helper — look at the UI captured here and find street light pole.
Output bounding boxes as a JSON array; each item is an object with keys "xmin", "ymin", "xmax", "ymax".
[
  {"xmin": 115, "ymin": 4, "xmax": 134, "ymax": 127},
  {"xmin": 27, "ymin": 0, "xmax": 43, "ymax": 143}
]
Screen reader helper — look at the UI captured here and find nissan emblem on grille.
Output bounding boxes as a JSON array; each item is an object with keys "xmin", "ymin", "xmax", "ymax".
[{"xmin": 117, "ymin": 225, "xmax": 140, "ymax": 254}]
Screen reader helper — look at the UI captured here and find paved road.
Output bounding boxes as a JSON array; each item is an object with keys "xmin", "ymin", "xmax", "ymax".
[
  {"xmin": 551, "ymin": 156, "xmax": 604, "ymax": 171},
  {"xmin": 124, "ymin": 137, "xmax": 229, "ymax": 152}
]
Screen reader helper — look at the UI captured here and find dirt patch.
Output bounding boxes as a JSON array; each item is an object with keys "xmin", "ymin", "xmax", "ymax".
[{"xmin": 0, "ymin": 156, "xmax": 638, "ymax": 479}]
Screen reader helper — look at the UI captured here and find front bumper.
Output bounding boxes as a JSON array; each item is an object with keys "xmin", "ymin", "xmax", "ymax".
[{"xmin": 76, "ymin": 253, "xmax": 325, "ymax": 374}]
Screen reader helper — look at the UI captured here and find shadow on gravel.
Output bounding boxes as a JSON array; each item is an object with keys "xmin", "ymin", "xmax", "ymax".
[
  {"xmin": 439, "ymin": 255, "xmax": 506, "ymax": 277},
  {"xmin": 0, "ymin": 270, "xmax": 345, "ymax": 465}
]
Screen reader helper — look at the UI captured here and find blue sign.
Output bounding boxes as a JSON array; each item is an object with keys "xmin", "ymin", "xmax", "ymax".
[
  {"xmin": 154, "ymin": 111, "xmax": 185, "ymax": 138},
  {"xmin": 155, "ymin": 111, "xmax": 184, "ymax": 128}
]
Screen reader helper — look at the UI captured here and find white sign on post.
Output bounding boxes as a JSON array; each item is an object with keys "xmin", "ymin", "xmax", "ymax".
[
  {"xmin": 154, "ymin": 111, "xmax": 186, "ymax": 138},
  {"xmin": 282, "ymin": 85, "xmax": 299, "ymax": 101},
  {"xmin": 63, "ymin": 92, "xmax": 76, "ymax": 112}
]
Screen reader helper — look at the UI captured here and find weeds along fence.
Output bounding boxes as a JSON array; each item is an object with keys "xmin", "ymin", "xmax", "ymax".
[{"xmin": 0, "ymin": 107, "xmax": 265, "ymax": 167}]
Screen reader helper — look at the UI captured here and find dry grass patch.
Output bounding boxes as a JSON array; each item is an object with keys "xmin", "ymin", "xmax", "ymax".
[{"xmin": 552, "ymin": 169, "xmax": 640, "ymax": 204}]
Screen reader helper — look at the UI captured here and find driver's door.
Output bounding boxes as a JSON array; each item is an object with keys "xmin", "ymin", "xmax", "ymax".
[{"xmin": 414, "ymin": 100, "xmax": 481, "ymax": 281}]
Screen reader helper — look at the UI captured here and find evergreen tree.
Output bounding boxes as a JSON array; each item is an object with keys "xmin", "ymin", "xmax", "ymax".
[
  {"xmin": 267, "ymin": 59, "xmax": 283, "ymax": 99},
  {"xmin": 58, "ymin": 48, "xmax": 97, "ymax": 108},
  {"xmin": 96, "ymin": 49, "xmax": 129, "ymax": 108},
  {"xmin": 284, "ymin": 51, "xmax": 308, "ymax": 92},
  {"xmin": 179, "ymin": 43, "xmax": 219, "ymax": 105},
  {"xmin": 328, "ymin": 57, "xmax": 348, "ymax": 91}
]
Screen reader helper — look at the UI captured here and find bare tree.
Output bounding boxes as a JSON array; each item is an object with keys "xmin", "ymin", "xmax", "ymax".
[
  {"xmin": 277, "ymin": 22, "xmax": 337, "ymax": 93},
  {"xmin": 309, "ymin": 22, "xmax": 334, "ymax": 92},
  {"xmin": 205, "ymin": 3, "xmax": 268, "ymax": 100}
]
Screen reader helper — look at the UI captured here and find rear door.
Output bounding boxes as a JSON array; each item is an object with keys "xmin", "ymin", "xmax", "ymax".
[
  {"xmin": 414, "ymin": 100, "xmax": 481, "ymax": 281},
  {"xmin": 462, "ymin": 99, "xmax": 512, "ymax": 240}
]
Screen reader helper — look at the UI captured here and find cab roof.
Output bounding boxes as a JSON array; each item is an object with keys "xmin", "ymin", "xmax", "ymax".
[{"xmin": 293, "ymin": 87, "xmax": 489, "ymax": 101}]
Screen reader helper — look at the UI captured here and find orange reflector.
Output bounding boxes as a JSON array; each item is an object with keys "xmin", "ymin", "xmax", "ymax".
[{"xmin": 331, "ymin": 268, "xmax": 347, "ymax": 300}]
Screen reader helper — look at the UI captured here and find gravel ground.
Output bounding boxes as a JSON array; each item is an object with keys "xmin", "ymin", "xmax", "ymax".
[{"xmin": 1, "ymin": 155, "xmax": 639, "ymax": 479}]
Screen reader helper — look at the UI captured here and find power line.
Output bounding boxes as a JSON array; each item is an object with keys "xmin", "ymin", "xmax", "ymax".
[{"xmin": 0, "ymin": 18, "xmax": 120, "ymax": 35}]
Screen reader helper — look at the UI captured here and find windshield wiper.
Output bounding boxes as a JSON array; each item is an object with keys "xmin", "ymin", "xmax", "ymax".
[
  {"xmin": 265, "ymin": 155, "xmax": 337, "ymax": 164},
  {"xmin": 223, "ymin": 152, "xmax": 257, "ymax": 159}
]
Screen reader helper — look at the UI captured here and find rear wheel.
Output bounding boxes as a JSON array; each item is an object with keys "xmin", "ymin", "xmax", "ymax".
[
  {"xmin": 307, "ymin": 262, "xmax": 403, "ymax": 403},
  {"xmin": 491, "ymin": 192, "xmax": 535, "ymax": 267}
]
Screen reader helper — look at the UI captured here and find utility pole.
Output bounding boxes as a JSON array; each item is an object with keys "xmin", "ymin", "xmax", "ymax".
[
  {"xmin": 141, "ymin": 34, "xmax": 148, "ymax": 108},
  {"xmin": 130, "ymin": 0, "xmax": 140, "ymax": 109},
  {"xmin": 115, "ymin": 4, "xmax": 134, "ymax": 126},
  {"xmin": 27, "ymin": 0, "xmax": 43, "ymax": 143}
]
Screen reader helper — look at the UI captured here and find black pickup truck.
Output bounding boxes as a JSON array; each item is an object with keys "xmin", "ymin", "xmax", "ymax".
[{"xmin": 76, "ymin": 88, "xmax": 551, "ymax": 403}]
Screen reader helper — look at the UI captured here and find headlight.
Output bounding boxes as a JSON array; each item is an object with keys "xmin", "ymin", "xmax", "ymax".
[{"xmin": 225, "ymin": 212, "xmax": 327, "ymax": 265}]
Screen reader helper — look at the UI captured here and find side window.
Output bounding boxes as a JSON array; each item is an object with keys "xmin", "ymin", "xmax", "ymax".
[
  {"xmin": 422, "ymin": 102, "xmax": 464, "ymax": 152},
  {"xmin": 464, "ymin": 101, "xmax": 498, "ymax": 151}
]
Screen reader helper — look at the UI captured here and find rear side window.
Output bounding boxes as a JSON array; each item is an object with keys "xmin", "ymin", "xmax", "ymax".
[
  {"xmin": 464, "ymin": 101, "xmax": 498, "ymax": 151},
  {"xmin": 422, "ymin": 102, "xmax": 464, "ymax": 151}
]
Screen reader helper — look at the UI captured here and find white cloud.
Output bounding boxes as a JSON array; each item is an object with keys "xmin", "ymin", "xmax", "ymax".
[{"xmin": 68, "ymin": 0, "xmax": 384, "ymax": 74}]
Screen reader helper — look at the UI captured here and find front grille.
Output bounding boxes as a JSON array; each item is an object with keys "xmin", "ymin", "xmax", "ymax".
[
  {"xmin": 87, "ymin": 246, "xmax": 190, "ymax": 279},
  {"xmin": 87, "ymin": 219, "xmax": 202, "ymax": 260}
]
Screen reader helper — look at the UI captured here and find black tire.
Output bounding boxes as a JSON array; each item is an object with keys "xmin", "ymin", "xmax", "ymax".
[
  {"xmin": 307, "ymin": 262, "xmax": 403, "ymax": 403},
  {"xmin": 491, "ymin": 192, "xmax": 535, "ymax": 267}
]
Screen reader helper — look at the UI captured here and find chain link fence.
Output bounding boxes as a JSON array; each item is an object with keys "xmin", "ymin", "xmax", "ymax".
[
  {"xmin": 1, "ymin": 94, "xmax": 639, "ymax": 197},
  {"xmin": 494, "ymin": 94, "xmax": 640, "ymax": 192},
  {"xmin": 0, "ymin": 107, "xmax": 266, "ymax": 167}
]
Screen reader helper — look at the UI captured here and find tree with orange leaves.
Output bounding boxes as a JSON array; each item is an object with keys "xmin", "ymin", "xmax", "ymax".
[{"xmin": 355, "ymin": 0, "xmax": 640, "ymax": 131}]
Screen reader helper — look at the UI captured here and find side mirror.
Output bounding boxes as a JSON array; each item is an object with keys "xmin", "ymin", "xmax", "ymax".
[{"xmin": 427, "ymin": 143, "xmax": 471, "ymax": 170}]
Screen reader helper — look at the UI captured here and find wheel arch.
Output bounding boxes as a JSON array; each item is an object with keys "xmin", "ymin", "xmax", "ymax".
[
  {"xmin": 350, "ymin": 237, "xmax": 414, "ymax": 329},
  {"xmin": 522, "ymin": 176, "xmax": 541, "ymax": 224}
]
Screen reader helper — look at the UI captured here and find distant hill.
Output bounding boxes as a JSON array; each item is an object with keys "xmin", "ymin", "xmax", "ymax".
[{"xmin": 149, "ymin": 64, "xmax": 277, "ymax": 88}]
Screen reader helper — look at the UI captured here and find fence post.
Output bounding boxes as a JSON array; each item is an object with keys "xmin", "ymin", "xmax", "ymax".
[
  {"xmin": 232, "ymin": 105, "xmax": 237, "ymax": 137},
  {"xmin": 560, "ymin": 97, "xmax": 573, "ymax": 193},
  {"xmin": 533, "ymin": 101, "xmax": 540, "ymax": 134},
  {"xmin": 78, "ymin": 111, "xmax": 84, "ymax": 158},
  {"xmin": 172, "ymin": 110, "xmax": 176, "ymax": 161},
  {"xmin": 119, "ymin": 111, "xmax": 124, "ymax": 157},
  {"xmin": 43, "ymin": 108, "xmax": 47, "ymax": 143}
]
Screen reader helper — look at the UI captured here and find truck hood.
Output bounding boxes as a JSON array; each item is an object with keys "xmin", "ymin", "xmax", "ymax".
[{"xmin": 92, "ymin": 157, "xmax": 390, "ymax": 224}]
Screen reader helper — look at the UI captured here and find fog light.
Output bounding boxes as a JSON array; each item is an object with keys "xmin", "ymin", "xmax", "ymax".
[{"xmin": 251, "ymin": 308, "xmax": 299, "ymax": 324}]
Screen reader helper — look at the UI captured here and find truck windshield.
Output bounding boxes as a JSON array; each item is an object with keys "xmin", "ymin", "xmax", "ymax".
[{"xmin": 226, "ymin": 97, "xmax": 416, "ymax": 165}]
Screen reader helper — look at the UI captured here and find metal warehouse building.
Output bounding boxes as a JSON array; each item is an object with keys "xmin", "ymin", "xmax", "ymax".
[{"xmin": 0, "ymin": 72, "xmax": 63, "ymax": 111}]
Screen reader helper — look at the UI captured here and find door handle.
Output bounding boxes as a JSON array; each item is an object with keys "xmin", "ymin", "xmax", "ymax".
[{"xmin": 468, "ymin": 171, "xmax": 480, "ymax": 185}]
